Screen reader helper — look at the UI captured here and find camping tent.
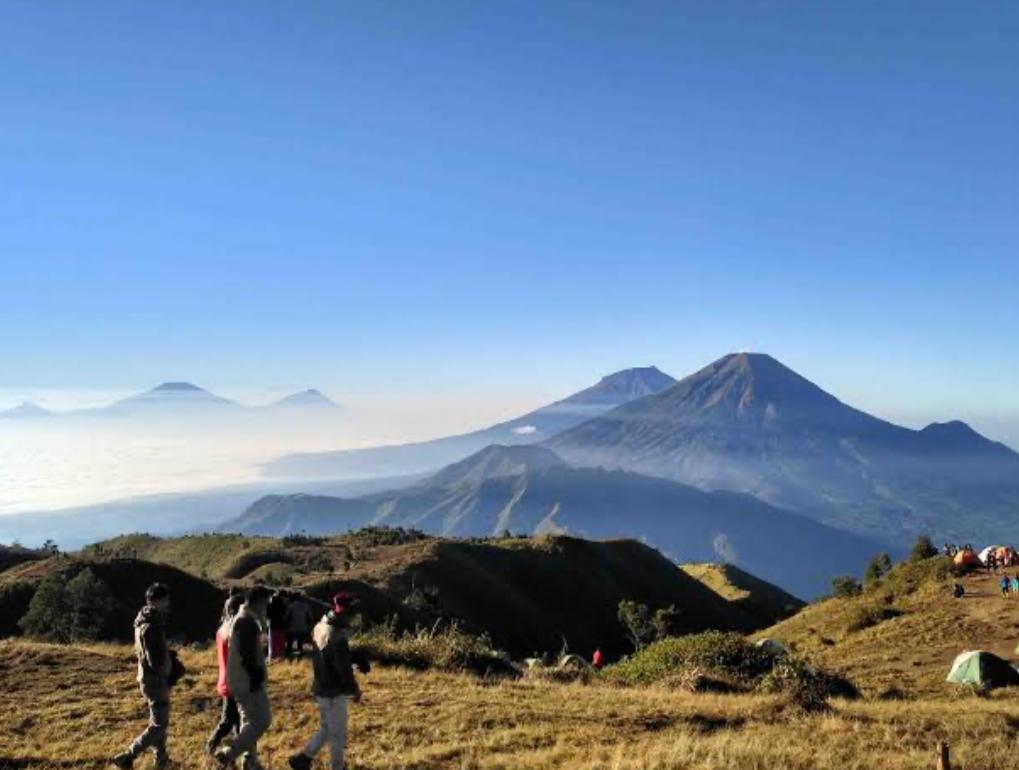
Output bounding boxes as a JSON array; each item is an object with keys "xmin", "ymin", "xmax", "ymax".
[
  {"xmin": 978, "ymin": 546, "xmax": 1005, "ymax": 564},
  {"xmin": 756, "ymin": 638, "xmax": 791, "ymax": 656},
  {"xmin": 946, "ymin": 651, "xmax": 1019, "ymax": 689},
  {"xmin": 954, "ymin": 549, "xmax": 982, "ymax": 569}
]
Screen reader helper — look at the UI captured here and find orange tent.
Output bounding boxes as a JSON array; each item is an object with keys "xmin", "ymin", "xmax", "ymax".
[
  {"xmin": 996, "ymin": 546, "xmax": 1015, "ymax": 566},
  {"xmin": 955, "ymin": 549, "xmax": 982, "ymax": 569}
]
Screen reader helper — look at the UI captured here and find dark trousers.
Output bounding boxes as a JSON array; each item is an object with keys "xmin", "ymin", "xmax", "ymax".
[{"xmin": 207, "ymin": 696, "xmax": 240, "ymax": 749}]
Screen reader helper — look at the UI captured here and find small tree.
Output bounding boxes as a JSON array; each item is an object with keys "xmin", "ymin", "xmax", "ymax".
[
  {"xmin": 618, "ymin": 600, "xmax": 655, "ymax": 651},
  {"xmin": 20, "ymin": 573, "xmax": 73, "ymax": 642},
  {"xmin": 651, "ymin": 604, "xmax": 681, "ymax": 640},
  {"xmin": 831, "ymin": 575, "xmax": 862, "ymax": 599},
  {"xmin": 910, "ymin": 535, "xmax": 938, "ymax": 562},
  {"xmin": 864, "ymin": 553, "xmax": 892, "ymax": 585},
  {"xmin": 65, "ymin": 569, "xmax": 114, "ymax": 640}
]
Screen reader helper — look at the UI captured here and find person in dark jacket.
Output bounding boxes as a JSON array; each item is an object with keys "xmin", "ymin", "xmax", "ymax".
[
  {"xmin": 266, "ymin": 590, "xmax": 289, "ymax": 663},
  {"xmin": 287, "ymin": 593, "xmax": 370, "ymax": 770},
  {"xmin": 112, "ymin": 583, "xmax": 173, "ymax": 769},
  {"xmin": 215, "ymin": 586, "xmax": 273, "ymax": 770},
  {"xmin": 206, "ymin": 593, "xmax": 245, "ymax": 755}
]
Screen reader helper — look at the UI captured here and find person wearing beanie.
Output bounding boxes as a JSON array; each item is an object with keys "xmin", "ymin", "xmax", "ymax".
[{"xmin": 288, "ymin": 593, "xmax": 370, "ymax": 770}]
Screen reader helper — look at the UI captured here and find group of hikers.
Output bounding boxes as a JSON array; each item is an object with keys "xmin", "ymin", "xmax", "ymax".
[{"xmin": 111, "ymin": 582, "xmax": 369, "ymax": 770}]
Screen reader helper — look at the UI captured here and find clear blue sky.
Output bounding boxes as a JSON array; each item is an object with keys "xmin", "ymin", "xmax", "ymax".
[{"xmin": 2, "ymin": 2, "xmax": 1018, "ymax": 427}]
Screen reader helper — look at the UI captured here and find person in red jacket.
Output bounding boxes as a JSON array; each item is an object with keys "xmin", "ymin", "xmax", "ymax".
[
  {"xmin": 592, "ymin": 648, "xmax": 605, "ymax": 670},
  {"xmin": 206, "ymin": 593, "xmax": 245, "ymax": 755}
]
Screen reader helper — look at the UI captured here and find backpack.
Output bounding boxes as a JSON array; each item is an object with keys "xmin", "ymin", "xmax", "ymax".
[{"xmin": 168, "ymin": 649, "xmax": 187, "ymax": 687}]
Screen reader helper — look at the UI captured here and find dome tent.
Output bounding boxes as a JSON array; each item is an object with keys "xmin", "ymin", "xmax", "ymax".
[
  {"xmin": 953, "ymin": 548, "xmax": 982, "ymax": 570},
  {"xmin": 978, "ymin": 545, "xmax": 1004, "ymax": 564},
  {"xmin": 946, "ymin": 651, "xmax": 1019, "ymax": 690}
]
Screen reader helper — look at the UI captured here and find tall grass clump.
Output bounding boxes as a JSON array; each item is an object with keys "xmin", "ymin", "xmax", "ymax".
[{"xmin": 352, "ymin": 618, "xmax": 517, "ymax": 677}]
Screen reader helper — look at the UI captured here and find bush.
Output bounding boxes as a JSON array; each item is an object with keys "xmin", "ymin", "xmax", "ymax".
[
  {"xmin": 864, "ymin": 553, "xmax": 892, "ymax": 585},
  {"xmin": 831, "ymin": 575, "xmax": 862, "ymax": 598},
  {"xmin": 352, "ymin": 619, "xmax": 516, "ymax": 677},
  {"xmin": 604, "ymin": 631, "xmax": 776, "ymax": 687},
  {"xmin": 845, "ymin": 602, "xmax": 903, "ymax": 633},
  {"xmin": 757, "ymin": 655, "xmax": 858, "ymax": 711},
  {"xmin": 19, "ymin": 569, "xmax": 115, "ymax": 642},
  {"xmin": 910, "ymin": 535, "xmax": 939, "ymax": 562}
]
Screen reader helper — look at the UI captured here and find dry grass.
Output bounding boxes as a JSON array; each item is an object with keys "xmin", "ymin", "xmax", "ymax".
[{"xmin": 1, "ymin": 638, "xmax": 1017, "ymax": 770}]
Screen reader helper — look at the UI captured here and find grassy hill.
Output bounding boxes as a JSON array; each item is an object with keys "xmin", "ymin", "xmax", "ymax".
[
  {"xmin": 758, "ymin": 556, "xmax": 1019, "ymax": 697},
  {"xmin": 1, "ymin": 638, "xmax": 1016, "ymax": 770},
  {"xmin": 2, "ymin": 530, "xmax": 800, "ymax": 655}
]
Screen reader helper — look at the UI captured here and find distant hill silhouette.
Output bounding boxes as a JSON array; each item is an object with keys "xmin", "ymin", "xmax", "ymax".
[
  {"xmin": 264, "ymin": 366, "xmax": 676, "ymax": 480},
  {"xmin": 547, "ymin": 352, "xmax": 1019, "ymax": 545},
  {"xmin": 225, "ymin": 444, "xmax": 883, "ymax": 598},
  {"xmin": 0, "ymin": 401, "xmax": 50, "ymax": 419}
]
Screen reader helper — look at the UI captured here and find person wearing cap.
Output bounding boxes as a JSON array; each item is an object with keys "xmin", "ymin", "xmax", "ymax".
[
  {"xmin": 112, "ymin": 583, "xmax": 173, "ymax": 769},
  {"xmin": 215, "ymin": 586, "xmax": 273, "ymax": 770},
  {"xmin": 288, "ymin": 592, "xmax": 370, "ymax": 770}
]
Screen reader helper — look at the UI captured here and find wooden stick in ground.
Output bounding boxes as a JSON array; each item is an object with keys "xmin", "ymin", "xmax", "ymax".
[{"xmin": 936, "ymin": 741, "xmax": 951, "ymax": 770}]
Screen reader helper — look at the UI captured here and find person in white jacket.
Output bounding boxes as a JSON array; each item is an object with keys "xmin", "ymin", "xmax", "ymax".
[{"xmin": 214, "ymin": 586, "xmax": 273, "ymax": 770}]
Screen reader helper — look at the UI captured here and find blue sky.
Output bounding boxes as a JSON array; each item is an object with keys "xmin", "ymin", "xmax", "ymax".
[{"xmin": 2, "ymin": 2, "xmax": 1018, "ymax": 432}]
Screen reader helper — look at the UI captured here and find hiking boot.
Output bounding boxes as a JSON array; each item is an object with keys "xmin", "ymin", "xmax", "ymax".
[
  {"xmin": 288, "ymin": 754, "xmax": 313, "ymax": 770},
  {"xmin": 110, "ymin": 754, "xmax": 134, "ymax": 770},
  {"xmin": 213, "ymin": 748, "xmax": 235, "ymax": 768},
  {"xmin": 154, "ymin": 755, "xmax": 173, "ymax": 770}
]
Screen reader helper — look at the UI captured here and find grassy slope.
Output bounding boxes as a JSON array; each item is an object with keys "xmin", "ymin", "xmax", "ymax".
[
  {"xmin": 681, "ymin": 563, "xmax": 804, "ymax": 629},
  {"xmin": 761, "ymin": 558, "xmax": 1019, "ymax": 697},
  {"xmin": 1, "ymin": 638, "xmax": 1016, "ymax": 770}
]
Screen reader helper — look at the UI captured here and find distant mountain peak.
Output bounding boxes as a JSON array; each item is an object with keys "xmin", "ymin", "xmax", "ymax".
[
  {"xmin": 151, "ymin": 382, "xmax": 206, "ymax": 393},
  {"xmin": 270, "ymin": 389, "xmax": 339, "ymax": 409},
  {"xmin": 558, "ymin": 365, "xmax": 676, "ymax": 409}
]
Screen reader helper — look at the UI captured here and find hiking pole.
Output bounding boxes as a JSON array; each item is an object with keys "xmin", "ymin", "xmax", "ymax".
[{"xmin": 936, "ymin": 741, "xmax": 951, "ymax": 770}]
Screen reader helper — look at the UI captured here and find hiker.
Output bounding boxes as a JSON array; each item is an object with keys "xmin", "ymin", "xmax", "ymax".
[
  {"xmin": 267, "ymin": 590, "xmax": 289, "ymax": 663},
  {"xmin": 206, "ymin": 593, "xmax": 245, "ymax": 755},
  {"xmin": 1011, "ymin": 574, "xmax": 1019, "ymax": 597},
  {"xmin": 592, "ymin": 648, "xmax": 604, "ymax": 670},
  {"xmin": 112, "ymin": 583, "xmax": 176, "ymax": 769},
  {"xmin": 288, "ymin": 592, "xmax": 370, "ymax": 770},
  {"xmin": 215, "ymin": 586, "xmax": 273, "ymax": 770},
  {"xmin": 1000, "ymin": 575, "xmax": 1010, "ymax": 598},
  {"xmin": 286, "ymin": 592, "xmax": 316, "ymax": 658}
]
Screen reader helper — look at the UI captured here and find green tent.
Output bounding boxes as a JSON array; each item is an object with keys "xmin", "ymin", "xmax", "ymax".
[{"xmin": 946, "ymin": 651, "xmax": 1019, "ymax": 689}]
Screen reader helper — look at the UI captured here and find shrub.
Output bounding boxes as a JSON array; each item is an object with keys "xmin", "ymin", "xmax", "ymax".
[
  {"xmin": 910, "ymin": 534, "xmax": 939, "ymax": 562},
  {"xmin": 757, "ymin": 655, "xmax": 858, "ymax": 711},
  {"xmin": 604, "ymin": 631, "xmax": 776, "ymax": 687},
  {"xmin": 831, "ymin": 575, "xmax": 862, "ymax": 598},
  {"xmin": 864, "ymin": 553, "xmax": 892, "ymax": 585},
  {"xmin": 845, "ymin": 602, "xmax": 903, "ymax": 633}
]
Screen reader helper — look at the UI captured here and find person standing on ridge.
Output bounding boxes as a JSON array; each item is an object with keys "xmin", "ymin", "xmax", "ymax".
[
  {"xmin": 288, "ymin": 592, "xmax": 370, "ymax": 770},
  {"xmin": 206, "ymin": 593, "xmax": 245, "ymax": 756},
  {"xmin": 112, "ymin": 583, "xmax": 175, "ymax": 769},
  {"xmin": 286, "ymin": 592, "xmax": 316, "ymax": 658},
  {"xmin": 215, "ymin": 586, "xmax": 273, "ymax": 770}
]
